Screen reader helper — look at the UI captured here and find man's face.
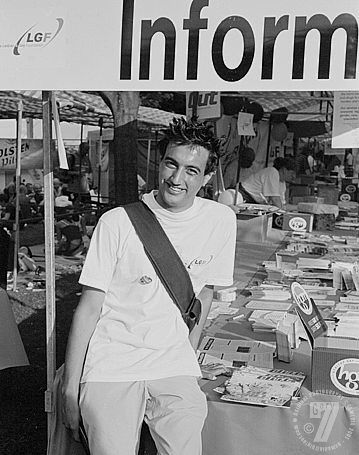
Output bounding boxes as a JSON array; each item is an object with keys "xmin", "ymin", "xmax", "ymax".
[{"xmin": 156, "ymin": 143, "xmax": 212, "ymax": 212}]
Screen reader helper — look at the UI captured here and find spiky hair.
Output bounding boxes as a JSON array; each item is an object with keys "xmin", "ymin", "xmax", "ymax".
[{"xmin": 158, "ymin": 117, "xmax": 220, "ymax": 175}]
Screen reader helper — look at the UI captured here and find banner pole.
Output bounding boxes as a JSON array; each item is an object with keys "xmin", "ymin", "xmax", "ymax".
[
  {"xmin": 12, "ymin": 100, "xmax": 23, "ymax": 291},
  {"xmin": 42, "ymin": 91, "xmax": 56, "ymax": 437}
]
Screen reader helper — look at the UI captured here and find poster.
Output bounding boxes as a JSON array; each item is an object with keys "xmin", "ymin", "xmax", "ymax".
[{"xmin": 332, "ymin": 91, "xmax": 359, "ymax": 148}]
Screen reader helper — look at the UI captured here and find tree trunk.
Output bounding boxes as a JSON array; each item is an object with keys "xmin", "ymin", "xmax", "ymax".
[{"xmin": 99, "ymin": 91, "xmax": 140, "ymax": 205}]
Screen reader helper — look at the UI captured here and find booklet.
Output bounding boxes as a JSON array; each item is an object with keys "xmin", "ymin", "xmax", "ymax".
[
  {"xmin": 214, "ymin": 366, "xmax": 306, "ymax": 407},
  {"xmin": 198, "ymin": 336, "xmax": 276, "ymax": 368}
]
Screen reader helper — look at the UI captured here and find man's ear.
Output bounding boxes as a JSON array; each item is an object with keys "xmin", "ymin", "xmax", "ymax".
[{"xmin": 202, "ymin": 171, "xmax": 215, "ymax": 187}]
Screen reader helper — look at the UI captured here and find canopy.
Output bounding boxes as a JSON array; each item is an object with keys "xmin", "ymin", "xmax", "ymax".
[{"xmin": 0, "ymin": 91, "xmax": 179, "ymax": 130}]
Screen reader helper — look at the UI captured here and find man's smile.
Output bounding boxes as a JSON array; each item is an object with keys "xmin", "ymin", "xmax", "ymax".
[{"xmin": 165, "ymin": 182, "xmax": 186, "ymax": 194}]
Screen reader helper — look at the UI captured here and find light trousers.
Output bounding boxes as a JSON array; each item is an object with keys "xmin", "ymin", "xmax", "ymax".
[{"xmin": 79, "ymin": 376, "xmax": 207, "ymax": 455}]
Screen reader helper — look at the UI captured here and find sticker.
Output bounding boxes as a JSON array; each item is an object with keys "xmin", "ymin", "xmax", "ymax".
[
  {"xmin": 345, "ymin": 184, "xmax": 356, "ymax": 193},
  {"xmin": 139, "ymin": 275, "xmax": 152, "ymax": 285},
  {"xmin": 340, "ymin": 193, "xmax": 351, "ymax": 202},
  {"xmin": 330, "ymin": 359, "xmax": 359, "ymax": 396},
  {"xmin": 291, "ymin": 282, "xmax": 313, "ymax": 315},
  {"xmin": 289, "ymin": 217, "xmax": 307, "ymax": 231}
]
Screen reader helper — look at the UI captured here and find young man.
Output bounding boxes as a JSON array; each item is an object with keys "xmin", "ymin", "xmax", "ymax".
[{"xmin": 62, "ymin": 118, "xmax": 237, "ymax": 455}]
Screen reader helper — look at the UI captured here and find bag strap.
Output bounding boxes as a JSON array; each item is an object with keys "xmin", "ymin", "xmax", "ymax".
[{"xmin": 123, "ymin": 201, "xmax": 201, "ymax": 331}]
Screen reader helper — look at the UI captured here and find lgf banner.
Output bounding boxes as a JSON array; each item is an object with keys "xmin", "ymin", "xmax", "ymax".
[
  {"xmin": 0, "ymin": 139, "xmax": 43, "ymax": 170},
  {"xmin": 0, "ymin": 0, "xmax": 358, "ymax": 90}
]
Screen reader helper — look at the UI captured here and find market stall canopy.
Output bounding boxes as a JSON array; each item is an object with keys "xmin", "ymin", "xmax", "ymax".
[
  {"xmin": 0, "ymin": 91, "xmax": 180, "ymax": 130},
  {"xmin": 221, "ymin": 91, "xmax": 333, "ymax": 122}
]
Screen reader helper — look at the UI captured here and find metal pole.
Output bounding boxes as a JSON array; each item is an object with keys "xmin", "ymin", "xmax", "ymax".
[
  {"xmin": 154, "ymin": 130, "xmax": 158, "ymax": 189},
  {"xmin": 265, "ymin": 117, "xmax": 272, "ymax": 167},
  {"xmin": 79, "ymin": 122, "xmax": 84, "ymax": 203},
  {"xmin": 234, "ymin": 136, "xmax": 244, "ymax": 205},
  {"xmin": 145, "ymin": 138, "xmax": 151, "ymax": 192},
  {"xmin": 12, "ymin": 100, "xmax": 23, "ymax": 291},
  {"xmin": 42, "ymin": 92, "xmax": 56, "ymax": 435}
]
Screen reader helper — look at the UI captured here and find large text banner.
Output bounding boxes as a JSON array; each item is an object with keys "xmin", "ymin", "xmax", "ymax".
[
  {"xmin": 0, "ymin": 0, "xmax": 358, "ymax": 90},
  {"xmin": 0, "ymin": 139, "xmax": 43, "ymax": 170}
]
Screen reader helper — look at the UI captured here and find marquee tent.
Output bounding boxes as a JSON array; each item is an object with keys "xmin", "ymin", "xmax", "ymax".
[
  {"xmin": 0, "ymin": 91, "xmax": 180, "ymax": 130},
  {"xmin": 0, "ymin": 90, "xmax": 333, "ymax": 127}
]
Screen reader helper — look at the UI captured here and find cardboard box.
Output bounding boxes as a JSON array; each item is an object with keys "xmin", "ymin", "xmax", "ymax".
[
  {"xmin": 312, "ymin": 337, "xmax": 359, "ymax": 397},
  {"xmin": 282, "ymin": 212, "xmax": 314, "ymax": 232},
  {"xmin": 317, "ymin": 185, "xmax": 339, "ymax": 205}
]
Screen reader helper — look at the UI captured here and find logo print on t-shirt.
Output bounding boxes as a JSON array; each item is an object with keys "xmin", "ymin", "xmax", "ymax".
[
  {"xmin": 187, "ymin": 255, "xmax": 214, "ymax": 270},
  {"xmin": 139, "ymin": 275, "xmax": 152, "ymax": 285}
]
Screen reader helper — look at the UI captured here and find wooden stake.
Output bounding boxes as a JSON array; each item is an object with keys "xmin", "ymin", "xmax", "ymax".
[{"xmin": 42, "ymin": 92, "xmax": 56, "ymax": 431}]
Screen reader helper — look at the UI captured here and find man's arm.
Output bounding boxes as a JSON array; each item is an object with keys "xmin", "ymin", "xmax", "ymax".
[
  {"xmin": 267, "ymin": 195, "xmax": 283, "ymax": 209},
  {"xmin": 189, "ymin": 285, "xmax": 214, "ymax": 351},
  {"xmin": 62, "ymin": 285, "xmax": 105, "ymax": 441}
]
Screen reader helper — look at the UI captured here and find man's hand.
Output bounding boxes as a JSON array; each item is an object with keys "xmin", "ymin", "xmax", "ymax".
[{"xmin": 62, "ymin": 388, "xmax": 81, "ymax": 442}]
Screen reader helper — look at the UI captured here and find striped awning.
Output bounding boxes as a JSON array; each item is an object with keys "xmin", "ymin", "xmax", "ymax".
[{"xmin": 0, "ymin": 91, "xmax": 181, "ymax": 130}]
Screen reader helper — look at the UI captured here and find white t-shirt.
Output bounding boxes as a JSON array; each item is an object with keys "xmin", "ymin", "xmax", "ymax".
[
  {"xmin": 79, "ymin": 191, "xmax": 236, "ymax": 382},
  {"xmin": 241, "ymin": 167, "xmax": 285, "ymax": 203}
]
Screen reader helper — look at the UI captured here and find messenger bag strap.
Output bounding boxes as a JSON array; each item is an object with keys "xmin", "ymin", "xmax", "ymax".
[{"xmin": 123, "ymin": 201, "xmax": 201, "ymax": 331}]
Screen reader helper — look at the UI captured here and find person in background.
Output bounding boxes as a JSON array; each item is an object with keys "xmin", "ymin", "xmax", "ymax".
[
  {"xmin": 53, "ymin": 178, "xmax": 63, "ymax": 199},
  {"xmin": 55, "ymin": 211, "xmax": 85, "ymax": 256},
  {"xmin": 219, "ymin": 157, "xmax": 296, "ymax": 210},
  {"xmin": 25, "ymin": 182, "xmax": 34, "ymax": 196},
  {"xmin": 3, "ymin": 182, "xmax": 16, "ymax": 204},
  {"xmin": 295, "ymin": 147, "xmax": 312, "ymax": 176},
  {"xmin": 18, "ymin": 184, "xmax": 33, "ymax": 224},
  {"xmin": 61, "ymin": 117, "xmax": 237, "ymax": 455},
  {"xmin": 345, "ymin": 149, "xmax": 354, "ymax": 177}
]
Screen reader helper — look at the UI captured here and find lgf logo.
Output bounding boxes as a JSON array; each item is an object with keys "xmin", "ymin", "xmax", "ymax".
[
  {"xmin": 331, "ymin": 359, "xmax": 359, "ymax": 396},
  {"xmin": 13, "ymin": 18, "xmax": 64, "ymax": 55}
]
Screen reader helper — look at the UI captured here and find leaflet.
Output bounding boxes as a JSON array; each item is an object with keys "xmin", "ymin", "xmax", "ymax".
[{"xmin": 214, "ymin": 366, "xmax": 305, "ymax": 407}]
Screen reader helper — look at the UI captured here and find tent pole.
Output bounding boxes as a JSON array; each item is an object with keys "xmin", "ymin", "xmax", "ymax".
[
  {"xmin": 145, "ymin": 138, "xmax": 151, "ymax": 193},
  {"xmin": 234, "ymin": 136, "xmax": 244, "ymax": 205},
  {"xmin": 12, "ymin": 100, "xmax": 23, "ymax": 291},
  {"xmin": 42, "ymin": 91, "xmax": 56, "ymax": 435},
  {"xmin": 265, "ymin": 118, "xmax": 272, "ymax": 167}
]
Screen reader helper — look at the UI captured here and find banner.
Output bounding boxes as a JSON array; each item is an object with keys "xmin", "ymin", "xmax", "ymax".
[
  {"xmin": 0, "ymin": 138, "xmax": 43, "ymax": 170},
  {"xmin": 0, "ymin": 0, "xmax": 357, "ymax": 90}
]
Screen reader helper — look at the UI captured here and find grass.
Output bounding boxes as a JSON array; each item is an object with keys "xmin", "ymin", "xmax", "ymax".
[{"xmin": 0, "ymin": 271, "xmax": 81, "ymax": 455}]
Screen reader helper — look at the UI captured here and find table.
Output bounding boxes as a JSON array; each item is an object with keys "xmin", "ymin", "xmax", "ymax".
[
  {"xmin": 200, "ymin": 235, "xmax": 359, "ymax": 455},
  {"xmin": 200, "ymin": 318, "xmax": 359, "ymax": 455}
]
